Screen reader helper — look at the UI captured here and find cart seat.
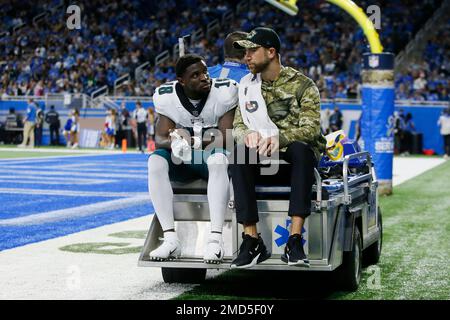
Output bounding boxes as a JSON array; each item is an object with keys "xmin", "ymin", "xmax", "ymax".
[
  {"xmin": 171, "ymin": 153, "xmax": 370, "ymax": 200},
  {"xmin": 171, "ymin": 179, "xmax": 339, "ymax": 201},
  {"xmin": 172, "ymin": 179, "xmax": 208, "ymax": 195}
]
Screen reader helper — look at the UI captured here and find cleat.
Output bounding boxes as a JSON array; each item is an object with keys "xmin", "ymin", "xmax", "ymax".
[
  {"xmin": 203, "ymin": 233, "xmax": 224, "ymax": 264},
  {"xmin": 149, "ymin": 232, "xmax": 181, "ymax": 261}
]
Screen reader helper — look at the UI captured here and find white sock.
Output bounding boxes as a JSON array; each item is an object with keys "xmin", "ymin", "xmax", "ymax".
[
  {"xmin": 206, "ymin": 153, "xmax": 229, "ymax": 234},
  {"xmin": 148, "ymin": 155, "xmax": 175, "ymax": 231},
  {"xmin": 208, "ymin": 231, "xmax": 223, "ymax": 243},
  {"xmin": 163, "ymin": 231, "xmax": 178, "ymax": 241}
]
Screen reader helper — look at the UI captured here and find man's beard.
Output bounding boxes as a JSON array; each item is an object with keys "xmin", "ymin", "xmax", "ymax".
[{"xmin": 250, "ymin": 57, "xmax": 271, "ymax": 74}]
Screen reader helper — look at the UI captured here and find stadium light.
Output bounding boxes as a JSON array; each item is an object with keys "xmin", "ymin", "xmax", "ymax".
[{"xmin": 265, "ymin": 0, "xmax": 298, "ymax": 16}]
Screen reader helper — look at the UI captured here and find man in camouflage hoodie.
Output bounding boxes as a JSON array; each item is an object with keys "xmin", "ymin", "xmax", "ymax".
[{"xmin": 230, "ymin": 27, "xmax": 326, "ymax": 269}]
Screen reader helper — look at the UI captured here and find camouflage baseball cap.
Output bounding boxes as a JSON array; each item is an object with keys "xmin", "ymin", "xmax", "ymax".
[{"xmin": 233, "ymin": 27, "xmax": 281, "ymax": 52}]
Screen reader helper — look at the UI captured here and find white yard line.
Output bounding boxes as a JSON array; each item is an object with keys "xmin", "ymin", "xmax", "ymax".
[
  {"xmin": 0, "ymin": 147, "xmax": 141, "ymax": 154},
  {"xmin": 1, "ymin": 165, "xmax": 146, "ymax": 174},
  {"xmin": 40, "ymin": 162, "xmax": 147, "ymax": 169},
  {"xmin": 0, "ymin": 188, "xmax": 147, "ymax": 198},
  {"xmin": 0, "ymin": 196, "xmax": 150, "ymax": 226},
  {"xmin": 1, "ymin": 169, "xmax": 146, "ymax": 179},
  {"xmin": 0, "ymin": 176, "xmax": 115, "ymax": 185}
]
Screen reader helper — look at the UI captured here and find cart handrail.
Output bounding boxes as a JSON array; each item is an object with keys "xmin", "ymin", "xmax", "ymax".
[
  {"xmin": 343, "ymin": 151, "xmax": 373, "ymax": 205},
  {"xmin": 313, "ymin": 168, "xmax": 322, "ymax": 210}
]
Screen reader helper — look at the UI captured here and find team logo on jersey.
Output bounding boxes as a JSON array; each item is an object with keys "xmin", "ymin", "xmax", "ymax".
[
  {"xmin": 190, "ymin": 117, "xmax": 204, "ymax": 124},
  {"xmin": 245, "ymin": 101, "xmax": 259, "ymax": 113}
]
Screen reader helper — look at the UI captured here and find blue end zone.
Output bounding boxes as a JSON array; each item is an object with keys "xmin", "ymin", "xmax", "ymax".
[
  {"xmin": 0, "ymin": 203, "xmax": 154, "ymax": 251},
  {"xmin": 0, "ymin": 153, "xmax": 155, "ymax": 251},
  {"xmin": 0, "ymin": 195, "xmax": 113, "ymax": 218}
]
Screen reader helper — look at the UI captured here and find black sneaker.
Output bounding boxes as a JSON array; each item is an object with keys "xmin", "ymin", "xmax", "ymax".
[
  {"xmin": 281, "ymin": 234, "xmax": 310, "ymax": 267},
  {"xmin": 230, "ymin": 233, "xmax": 271, "ymax": 269}
]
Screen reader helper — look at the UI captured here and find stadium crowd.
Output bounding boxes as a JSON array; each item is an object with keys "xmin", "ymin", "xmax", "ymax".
[{"xmin": 0, "ymin": 0, "xmax": 447, "ymax": 101}]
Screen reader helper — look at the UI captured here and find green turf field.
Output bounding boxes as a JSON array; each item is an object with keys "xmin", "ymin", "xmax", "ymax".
[
  {"xmin": 0, "ymin": 151, "xmax": 80, "ymax": 158},
  {"xmin": 176, "ymin": 160, "xmax": 450, "ymax": 300},
  {"xmin": 0, "ymin": 145, "xmax": 94, "ymax": 158}
]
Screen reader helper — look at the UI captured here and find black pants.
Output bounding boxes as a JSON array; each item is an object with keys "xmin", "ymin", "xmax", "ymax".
[
  {"xmin": 230, "ymin": 141, "xmax": 318, "ymax": 224},
  {"xmin": 137, "ymin": 122, "xmax": 147, "ymax": 151},
  {"xmin": 402, "ymin": 131, "xmax": 413, "ymax": 153},
  {"xmin": 35, "ymin": 126, "xmax": 43, "ymax": 146},
  {"xmin": 49, "ymin": 125, "xmax": 60, "ymax": 145},
  {"xmin": 444, "ymin": 134, "xmax": 450, "ymax": 156},
  {"xmin": 394, "ymin": 130, "xmax": 403, "ymax": 155}
]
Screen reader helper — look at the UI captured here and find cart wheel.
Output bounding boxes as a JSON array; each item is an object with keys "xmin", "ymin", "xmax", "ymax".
[
  {"xmin": 363, "ymin": 207, "xmax": 383, "ymax": 267},
  {"xmin": 161, "ymin": 267, "xmax": 206, "ymax": 284},
  {"xmin": 336, "ymin": 227, "xmax": 362, "ymax": 291}
]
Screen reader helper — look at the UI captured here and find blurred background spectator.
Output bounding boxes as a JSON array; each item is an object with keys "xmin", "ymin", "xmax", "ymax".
[{"xmin": 0, "ymin": 0, "xmax": 447, "ymax": 101}]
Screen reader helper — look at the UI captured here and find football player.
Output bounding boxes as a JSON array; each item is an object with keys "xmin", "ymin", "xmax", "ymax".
[{"xmin": 148, "ymin": 54, "xmax": 238, "ymax": 264}]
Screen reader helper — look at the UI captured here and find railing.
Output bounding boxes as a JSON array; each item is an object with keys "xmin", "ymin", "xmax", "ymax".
[
  {"xmin": 155, "ymin": 50, "xmax": 170, "ymax": 67},
  {"xmin": 51, "ymin": 2, "xmax": 65, "ymax": 13},
  {"xmin": 173, "ymin": 42, "xmax": 181, "ymax": 59},
  {"xmin": 222, "ymin": 10, "xmax": 234, "ymax": 25},
  {"xmin": 236, "ymin": 0, "xmax": 249, "ymax": 15},
  {"xmin": 0, "ymin": 96, "xmax": 44, "ymax": 101},
  {"xmin": 82, "ymin": 94, "xmax": 92, "ymax": 109},
  {"xmin": 0, "ymin": 0, "xmax": 63, "ymax": 40},
  {"xmin": 322, "ymin": 98, "xmax": 448, "ymax": 107},
  {"xmin": 33, "ymin": 12, "xmax": 48, "ymax": 26},
  {"xmin": 90, "ymin": 86, "xmax": 108, "ymax": 100},
  {"xmin": 395, "ymin": 0, "xmax": 450, "ymax": 72},
  {"xmin": 191, "ymin": 28, "xmax": 204, "ymax": 44},
  {"xmin": 395, "ymin": 100, "xmax": 449, "ymax": 107},
  {"xmin": 13, "ymin": 23, "xmax": 26, "ymax": 34},
  {"xmin": 113, "ymin": 74, "xmax": 130, "ymax": 96},
  {"xmin": 1, "ymin": 94, "xmax": 448, "ymax": 110},
  {"xmin": 101, "ymin": 96, "xmax": 121, "ymax": 110},
  {"xmin": 106, "ymin": 96, "xmax": 153, "ymax": 102},
  {"xmin": 322, "ymin": 98, "xmax": 361, "ymax": 105},
  {"xmin": 135, "ymin": 61, "xmax": 150, "ymax": 83},
  {"xmin": 206, "ymin": 19, "xmax": 220, "ymax": 37}
]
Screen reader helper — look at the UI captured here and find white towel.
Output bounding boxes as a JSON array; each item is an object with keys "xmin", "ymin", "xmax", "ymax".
[{"xmin": 238, "ymin": 73, "xmax": 279, "ymax": 138}]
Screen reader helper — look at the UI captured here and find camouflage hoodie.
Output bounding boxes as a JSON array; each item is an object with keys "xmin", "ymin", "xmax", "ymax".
[{"xmin": 233, "ymin": 66, "xmax": 326, "ymax": 160}]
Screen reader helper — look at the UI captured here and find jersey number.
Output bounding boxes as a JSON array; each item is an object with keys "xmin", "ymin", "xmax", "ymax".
[
  {"xmin": 214, "ymin": 79, "xmax": 230, "ymax": 88},
  {"xmin": 158, "ymin": 86, "xmax": 173, "ymax": 95}
]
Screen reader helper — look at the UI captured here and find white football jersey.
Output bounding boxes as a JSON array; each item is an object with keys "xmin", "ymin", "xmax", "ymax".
[{"xmin": 152, "ymin": 78, "xmax": 238, "ymax": 129}]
